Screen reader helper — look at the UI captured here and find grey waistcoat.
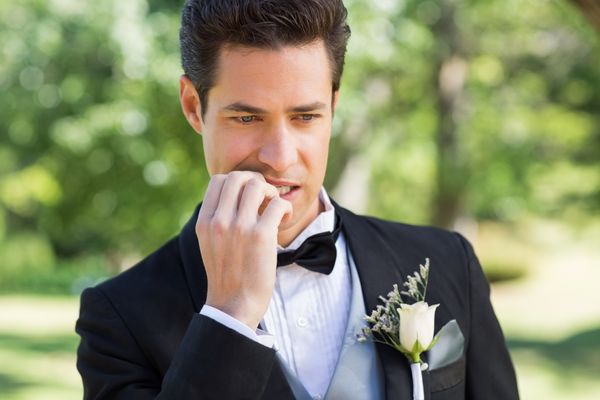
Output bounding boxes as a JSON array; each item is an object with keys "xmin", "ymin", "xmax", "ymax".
[{"xmin": 277, "ymin": 252, "xmax": 385, "ymax": 400}]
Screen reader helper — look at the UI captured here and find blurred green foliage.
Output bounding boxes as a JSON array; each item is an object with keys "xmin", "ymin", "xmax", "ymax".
[
  {"xmin": 1, "ymin": 0, "xmax": 206, "ymax": 285},
  {"xmin": 0, "ymin": 0, "xmax": 598, "ymax": 290},
  {"xmin": 338, "ymin": 0, "xmax": 600, "ymax": 224}
]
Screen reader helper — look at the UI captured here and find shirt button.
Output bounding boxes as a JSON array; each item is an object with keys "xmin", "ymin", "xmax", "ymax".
[
  {"xmin": 313, "ymin": 395, "xmax": 323, "ymax": 400},
  {"xmin": 297, "ymin": 317, "xmax": 308, "ymax": 327}
]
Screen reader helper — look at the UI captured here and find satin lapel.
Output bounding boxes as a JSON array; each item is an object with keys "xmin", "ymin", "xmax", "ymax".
[
  {"xmin": 177, "ymin": 203, "xmax": 294, "ymax": 399},
  {"xmin": 334, "ymin": 202, "xmax": 414, "ymax": 400}
]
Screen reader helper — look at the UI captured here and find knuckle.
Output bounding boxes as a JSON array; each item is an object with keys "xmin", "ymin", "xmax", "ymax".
[
  {"xmin": 233, "ymin": 170, "xmax": 264, "ymax": 183},
  {"xmin": 252, "ymin": 171, "xmax": 266, "ymax": 181},
  {"xmin": 210, "ymin": 217, "xmax": 228, "ymax": 235},
  {"xmin": 228, "ymin": 170, "xmax": 248, "ymax": 181},
  {"xmin": 210, "ymin": 174, "xmax": 227, "ymax": 185},
  {"xmin": 245, "ymin": 177, "xmax": 260, "ymax": 189}
]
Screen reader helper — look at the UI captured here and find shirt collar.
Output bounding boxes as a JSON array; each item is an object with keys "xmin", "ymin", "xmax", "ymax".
[{"xmin": 277, "ymin": 187, "xmax": 335, "ymax": 252}]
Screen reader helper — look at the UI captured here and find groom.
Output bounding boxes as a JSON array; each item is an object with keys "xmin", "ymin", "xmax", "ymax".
[{"xmin": 76, "ymin": 0, "xmax": 519, "ymax": 399}]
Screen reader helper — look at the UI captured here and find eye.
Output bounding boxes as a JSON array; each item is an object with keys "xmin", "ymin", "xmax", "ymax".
[
  {"xmin": 239, "ymin": 115, "xmax": 256, "ymax": 123},
  {"xmin": 294, "ymin": 114, "xmax": 319, "ymax": 122}
]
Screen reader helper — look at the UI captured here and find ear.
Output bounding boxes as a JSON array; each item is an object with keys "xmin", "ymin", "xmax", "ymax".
[{"xmin": 179, "ymin": 75, "xmax": 203, "ymax": 134}]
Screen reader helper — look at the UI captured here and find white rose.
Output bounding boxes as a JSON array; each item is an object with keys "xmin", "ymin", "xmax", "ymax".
[{"xmin": 398, "ymin": 301, "xmax": 439, "ymax": 354}]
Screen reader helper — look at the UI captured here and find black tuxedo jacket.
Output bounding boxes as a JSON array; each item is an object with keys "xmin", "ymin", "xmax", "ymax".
[{"xmin": 76, "ymin": 202, "xmax": 519, "ymax": 399}]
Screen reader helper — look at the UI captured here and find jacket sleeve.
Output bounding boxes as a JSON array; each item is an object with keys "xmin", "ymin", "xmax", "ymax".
[
  {"xmin": 456, "ymin": 234, "xmax": 520, "ymax": 399},
  {"xmin": 76, "ymin": 286, "xmax": 279, "ymax": 400}
]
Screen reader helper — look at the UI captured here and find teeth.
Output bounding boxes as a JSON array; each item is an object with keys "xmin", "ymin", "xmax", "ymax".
[{"xmin": 276, "ymin": 186, "xmax": 293, "ymax": 195}]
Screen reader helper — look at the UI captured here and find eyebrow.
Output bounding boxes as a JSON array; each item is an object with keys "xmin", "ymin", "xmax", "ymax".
[{"xmin": 221, "ymin": 101, "xmax": 328, "ymax": 114}]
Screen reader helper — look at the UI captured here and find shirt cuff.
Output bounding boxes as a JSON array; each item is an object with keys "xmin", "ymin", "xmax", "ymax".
[{"xmin": 200, "ymin": 305, "xmax": 275, "ymax": 348}]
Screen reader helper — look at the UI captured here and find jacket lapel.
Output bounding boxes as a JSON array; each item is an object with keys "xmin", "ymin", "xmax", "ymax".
[{"xmin": 334, "ymin": 202, "xmax": 415, "ymax": 400}]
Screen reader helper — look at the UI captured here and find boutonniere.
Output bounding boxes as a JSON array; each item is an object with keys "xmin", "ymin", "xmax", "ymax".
[{"xmin": 358, "ymin": 258, "xmax": 439, "ymax": 400}]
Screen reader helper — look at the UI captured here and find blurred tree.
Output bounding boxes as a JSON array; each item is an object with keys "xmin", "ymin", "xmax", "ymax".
[
  {"xmin": 0, "ymin": 0, "xmax": 206, "ymax": 272},
  {"xmin": 337, "ymin": 0, "xmax": 599, "ymax": 229},
  {"xmin": 570, "ymin": 0, "xmax": 600, "ymax": 30},
  {"xmin": 430, "ymin": 0, "xmax": 469, "ymax": 229},
  {"xmin": 0, "ymin": 0, "xmax": 598, "ymax": 281}
]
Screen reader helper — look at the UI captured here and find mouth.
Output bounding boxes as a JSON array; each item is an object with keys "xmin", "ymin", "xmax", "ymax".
[
  {"xmin": 275, "ymin": 185, "xmax": 296, "ymax": 195},
  {"xmin": 265, "ymin": 179, "xmax": 301, "ymax": 199},
  {"xmin": 274, "ymin": 185, "xmax": 300, "ymax": 200}
]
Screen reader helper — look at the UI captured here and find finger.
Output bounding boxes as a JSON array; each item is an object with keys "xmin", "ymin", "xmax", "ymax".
[
  {"xmin": 258, "ymin": 196, "xmax": 293, "ymax": 229},
  {"xmin": 199, "ymin": 174, "xmax": 227, "ymax": 219},
  {"xmin": 237, "ymin": 179, "xmax": 279, "ymax": 223},
  {"xmin": 213, "ymin": 171, "xmax": 265, "ymax": 220}
]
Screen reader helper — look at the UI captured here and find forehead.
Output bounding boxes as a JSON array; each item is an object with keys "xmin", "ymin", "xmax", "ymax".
[{"xmin": 209, "ymin": 40, "xmax": 333, "ymax": 108}]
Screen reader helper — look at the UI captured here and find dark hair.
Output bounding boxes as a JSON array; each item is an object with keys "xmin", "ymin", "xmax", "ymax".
[{"xmin": 180, "ymin": 0, "xmax": 351, "ymax": 115}]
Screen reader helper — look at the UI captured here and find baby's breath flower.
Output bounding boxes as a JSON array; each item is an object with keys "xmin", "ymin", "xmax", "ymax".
[
  {"xmin": 361, "ymin": 258, "xmax": 433, "ymax": 354},
  {"xmin": 420, "ymin": 266, "xmax": 428, "ymax": 280},
  {"xmin": 371, "ymin": 323, "xmax": 382, "ymax": 333},
  {"xmin": 357, "ymin": 327, "xmax": 371, "ymax": 342},
  {"xmin": 413, "ymin": 271, "xmax": 422, "ymax": 284}
]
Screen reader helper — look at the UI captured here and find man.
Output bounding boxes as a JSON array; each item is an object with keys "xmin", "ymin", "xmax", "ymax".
[{"xmin": 76, "ymin": 0, "xmax": 519, "ymax": 399}]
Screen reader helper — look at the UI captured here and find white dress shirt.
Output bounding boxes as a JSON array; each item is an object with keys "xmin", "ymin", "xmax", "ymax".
[{"xmin": 200, "ymin": 188, "xmax": 352, "ymax": 398}]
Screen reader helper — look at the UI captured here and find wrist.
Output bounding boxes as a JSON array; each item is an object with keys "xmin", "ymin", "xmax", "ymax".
[{"xmin": 205, "ymin": 298, "xmax": 262, "ymax": 329}]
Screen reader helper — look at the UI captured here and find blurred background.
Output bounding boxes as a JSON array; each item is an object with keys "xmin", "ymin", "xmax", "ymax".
[{"xmin": 0, "ymin": 0, "xmax": 599, "ymax": 398}]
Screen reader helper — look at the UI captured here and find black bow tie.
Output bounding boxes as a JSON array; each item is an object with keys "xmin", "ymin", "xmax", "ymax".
[{"xmin": 276, "ymin": 211, "xmax": 342, "ymax": 275}]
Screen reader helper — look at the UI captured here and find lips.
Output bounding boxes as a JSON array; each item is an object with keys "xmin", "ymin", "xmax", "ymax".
[{"xmin": 265, "ymin": 179, "xmax": 300, "ymax": 194}]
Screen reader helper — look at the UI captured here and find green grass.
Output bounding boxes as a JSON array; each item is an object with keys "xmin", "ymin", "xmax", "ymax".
[
  {"xmin": 487, "ymin": 219, "xmax": 600, "ymax": 400},
  {"xmin": 507, "ymin": 328, "xmax": 600, "ymax": 400},
  {"xmin": 0, "ymin": 295, "xmax": 81, "ymax": 400}
]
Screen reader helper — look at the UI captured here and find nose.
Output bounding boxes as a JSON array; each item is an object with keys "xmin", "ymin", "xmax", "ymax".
[{"xmin": 257, "ymin": 121, "xmax": 298, "ymax": 172}]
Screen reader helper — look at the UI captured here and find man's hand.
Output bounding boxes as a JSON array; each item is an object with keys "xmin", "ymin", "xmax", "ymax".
[{"xmin": 196, "ymin": 171, "xmax": 293, "ymax": 329}]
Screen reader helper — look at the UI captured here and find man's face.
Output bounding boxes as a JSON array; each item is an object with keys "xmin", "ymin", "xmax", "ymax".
[{"xmin": 184, "ymin": 40, "xmax": 337, "ymax": 241}]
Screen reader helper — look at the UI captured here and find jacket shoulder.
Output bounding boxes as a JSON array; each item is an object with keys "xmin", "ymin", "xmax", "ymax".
[
  {"xmin": 97, "ymin": 236, "xmax": 183, "ymax": 293},
  {"xmin": 346, "ymin": 210, "xmax": 469, "ymax": 260},
  {"xmin": 89, "ymin": 235, "xmax": 196, "ymax": 327}
]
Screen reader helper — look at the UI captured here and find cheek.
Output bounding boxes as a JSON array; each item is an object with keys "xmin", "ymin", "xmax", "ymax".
[
  {"xmin": 201, "ymin": 135, "xmax": 218, "ymax": 174},
  {"xmin": 297, "ymin": 134, "xmax": 330, "ymax": 201},
  {"xmin": 204, "ymin": 131, "xmax": 258, "ymax": 174},
  {"xmin": 307, "ymin": 131, "xmax": 331, "ymax": 173}
]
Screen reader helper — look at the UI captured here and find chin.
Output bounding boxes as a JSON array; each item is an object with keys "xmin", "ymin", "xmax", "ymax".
[{"xmin": 278, "ymin": 214, "xmax": 298, "ymax": 231}]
